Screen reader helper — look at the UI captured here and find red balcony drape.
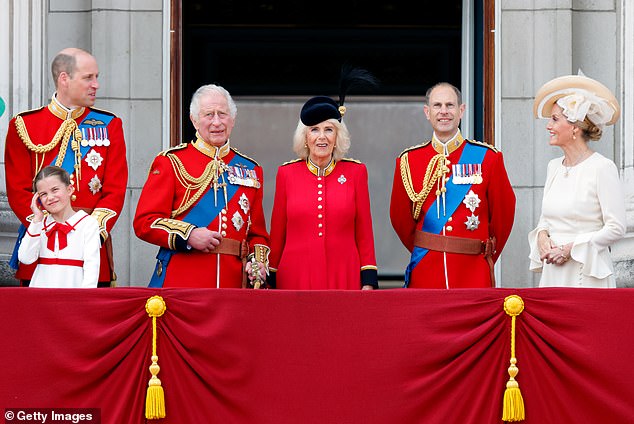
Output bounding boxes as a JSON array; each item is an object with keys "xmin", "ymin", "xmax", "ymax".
[{"xmin": 1, "ymin": 287, "xmax": 633, "ymax": 423}]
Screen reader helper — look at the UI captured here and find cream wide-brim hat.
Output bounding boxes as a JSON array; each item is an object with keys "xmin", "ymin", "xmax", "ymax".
[{"xmin": 533, "ymin": 74, "xmax": 620, "ymax": 125}]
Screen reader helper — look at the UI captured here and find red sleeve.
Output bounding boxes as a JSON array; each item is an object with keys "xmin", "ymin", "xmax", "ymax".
[
  {"xmin": 133, "ymin": 154, "xmax": 183, "ymax": 249},
  {"xmin": 389, "ymin": 156, "xmax": 417, "ymax": 252},
  {"xmin": 5, "ymin": 117, "xmax": 38, "ymax": 226},
  {"xmin": 246, "ymin": 165, "xmax": 269, "ymax": 250},
  {"xmin": 487, "ymin": 151, "xmax": 516, "ymax": 261},
  {"xmin": 354, "ymin": 164, "xmax": 377, "ymax": 268},
  {"xmin": 268, "ymin": 166, "xmax": 288, "ymax": 270},
  {"xmin": 96, "ymin": 116, "xmax": 128, "ymax": 234}
]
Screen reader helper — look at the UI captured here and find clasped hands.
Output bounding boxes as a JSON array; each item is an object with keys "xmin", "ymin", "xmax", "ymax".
[{"xmin": 537, "ymin": 231, "xmax": 571, "ymax": 266}]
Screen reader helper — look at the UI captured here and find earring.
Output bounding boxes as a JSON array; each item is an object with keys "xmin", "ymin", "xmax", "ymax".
[
  {"xmin": 572, "ymin": 130, "xmax": 576, "ymax": 140},
  {"xmin": 304, "ymin": 143, "xmax": 308, "ymax": 148}
]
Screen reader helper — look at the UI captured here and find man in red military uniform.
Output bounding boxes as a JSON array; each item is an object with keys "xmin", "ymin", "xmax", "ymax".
[
  {"xmin": 5, "ymin": 47, "xmax": 128, "ymax": 287},
  {"xmin": 134, "ymin": 84, "xmax": 269, "ymax": 288},
  {"xmin": 390, "ymin": 82, "xmax": 515, "ymax": 288}
]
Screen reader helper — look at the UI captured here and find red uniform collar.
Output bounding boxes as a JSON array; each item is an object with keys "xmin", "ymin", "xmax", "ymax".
[{"xmin": 48, "ymin": 94, "xmax": 85, "ymax": 121}]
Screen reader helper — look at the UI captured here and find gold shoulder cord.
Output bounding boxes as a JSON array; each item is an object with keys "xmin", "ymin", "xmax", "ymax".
[
  {"xmin": 15, "ymin": 115, "xmax": 83, "ymax": 180},
  {"xmin": 399, "ymin": 152, "xmax": 447, "ymax": 220},
  {"xmin": 166, "ymin": 153, "xmax": 216, "ymax": 217}
]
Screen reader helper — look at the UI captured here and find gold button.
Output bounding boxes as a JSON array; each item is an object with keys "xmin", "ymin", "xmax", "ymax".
[
  {"xmin": 318, "ymin": 223, "xmax": 323, "ymax": 228},
  {"xmin": 221, "ymin": 231, "xmax": 227, "ymax": 236},
  {"xmin": 318, "ymin": 197, "xmax": 322, "ymax": 201},
  {"xmin": 318, "ymin": 191, "xmax": 322, "ymax": 195},
  {"xmin": 222, "ymin": 223, "xmax": 227, "ymax": 229},
  {"xmin": 318, "ymin": 205, "xmax": 323, "ymax": 209},
  {"xmin": 221, "ymin": 209, "xmax": 227, "ymax": 214},
  {"xmin": 446, "ymin": 226, "xmax": 453, "ymax": 232},
  {"xmin": 318, "ymin": 184, "xmax": 323, "ymax": 188},
  {"xmin": 318, "ymin": 232, "xmax": 323, "ymax": 237},
  {"xmin": 222, "ymin": 216, "xmax": 227, "ymax": 222},
  {"xmin": 318, "ymin": 214, "xmax": 323, "ymax": 219}
]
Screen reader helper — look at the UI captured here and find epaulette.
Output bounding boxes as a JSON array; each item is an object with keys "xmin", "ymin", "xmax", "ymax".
[
  {"xmin": 89, "ymin": 106, "xmax": 117, "ymax": 117},
  {"xmin": 340, "ymin": 157, "xmax": 362, "ymax": 164},
  {"xmin": 466, "ymin": 139, "xmax": 499, "ymax": 153},
  {"xmin": 398, "ymin": 140, "xmax": 432, "ymax": 158},
  {"xmin": 231, "ymin": 147, "xmax": 260, "ymax": 167},
  {"xmin": 281, "ymin": 158, "xmax": 303, "ymax": 166},
  {"xmin": 158, "ymin": 143, "xmax": 188, "ymax": 156},
  {"xmin": 14, "ymin": 106, "xmax": 46, "ymax": 118}
]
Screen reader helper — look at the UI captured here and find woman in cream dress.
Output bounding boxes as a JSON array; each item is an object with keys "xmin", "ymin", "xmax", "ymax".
[{"xmin": 529, "ymin": 74, "xmax": 626, "ymax": 287}]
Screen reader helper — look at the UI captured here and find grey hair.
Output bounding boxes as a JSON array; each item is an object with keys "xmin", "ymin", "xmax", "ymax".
[
  {"xmin": 425, "ymin": 82, "xmax": 463, "ymax": 106},
  {"xmin": 292, "ymin": 118, "xmax": 351, "ymax": 161},
  {"xmin": 189, "ymin": 84, "xmax": 237, "ymax": 120}
]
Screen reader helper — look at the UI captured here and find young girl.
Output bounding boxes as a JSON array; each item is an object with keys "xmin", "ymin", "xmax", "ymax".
[{"xmin": 18, "ymin": 166, "xmax": 101, "ymax": 288}]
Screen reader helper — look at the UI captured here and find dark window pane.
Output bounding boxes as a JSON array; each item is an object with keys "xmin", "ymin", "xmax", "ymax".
[{"xmin": 182, "ymin": 1, "xmax": 462, "ymax": 99}]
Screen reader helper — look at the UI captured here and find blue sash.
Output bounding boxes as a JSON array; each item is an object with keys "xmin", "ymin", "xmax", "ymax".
[
  {"xmin": 404, "ymin": 142, "xmax": 487, "ymax": 287},
  {"xmin": 148, "ymin": 151, "xmax": 255, "ymax": 287},
  {"xmin": 9, "ymin": 110, "xmax": 113, "ymax": 270}
]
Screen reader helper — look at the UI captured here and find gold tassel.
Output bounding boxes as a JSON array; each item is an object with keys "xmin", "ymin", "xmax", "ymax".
[
  {"xmin": 145, "ymin": 296, "xmax": 167, "ymax": 419},
  {"xmin": 502, "ymin": 295, "xmax": 525, "ymax": 422}
]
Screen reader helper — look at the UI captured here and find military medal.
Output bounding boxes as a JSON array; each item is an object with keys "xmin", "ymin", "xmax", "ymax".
[
  {"xmin": 465, "ymin": 214, "xmax": 480, "ymax": 231},
  {"xmin": 452, "ymin": 163, "xmax": 482, "ymax": 184},
  {"xmin": 80, "ymin": 127, "xmax": 110, "ymax": 147},
  {"xmin": 88, "ymin": 175, "xmax": 102, "ymax": 194},
  {"xmin": 85, "ymin": 149, "xmax": 103, "ymax": 171},
  {"xmin": 463, "ymin": 190, "xmax": 481, "ymax": 212},
  {"xmin": 239, "ymin": 193, "xmax": 250, "ymax": 214},
  {"xmin": 232, "ymin": 211, "xmax": 244, "ymax": 231},
  {"xmin": 228, "ymin": 165, "xmax": 261, "ymax": 188}
]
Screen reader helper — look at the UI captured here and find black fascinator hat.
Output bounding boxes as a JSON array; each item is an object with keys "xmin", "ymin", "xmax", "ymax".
[{"xmin": 300, "ymin": 65, "xmax": 379, "ymax": 126}]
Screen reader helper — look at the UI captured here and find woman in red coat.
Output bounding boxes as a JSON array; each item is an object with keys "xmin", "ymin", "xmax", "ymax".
[{"xmin": 269, "ymin": 96, "xmax": 378, "ymax": 290}]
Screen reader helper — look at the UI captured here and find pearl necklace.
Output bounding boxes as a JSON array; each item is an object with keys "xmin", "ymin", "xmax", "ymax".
[{"xmin": 563, "ymin": 150, "xmax": 591, "ymax": 177}]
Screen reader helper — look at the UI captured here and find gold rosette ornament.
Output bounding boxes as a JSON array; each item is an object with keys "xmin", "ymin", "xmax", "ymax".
[
  {"xmin": 502, "ymin": 295, "xmax": 525, "ymax": 422},
  {"xmin": 145, "ymin": 296, "xmax": 167, "ymax": 419}
]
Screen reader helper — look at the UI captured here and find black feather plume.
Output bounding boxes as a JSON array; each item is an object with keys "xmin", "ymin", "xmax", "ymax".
[{"xmin": 338, "ymin": 65, "xmax": 379, "ymax": 107}]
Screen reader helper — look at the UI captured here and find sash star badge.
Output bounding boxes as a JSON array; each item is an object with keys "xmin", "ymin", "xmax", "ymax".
[
  {"xmin": 238, "ymin": 193, "xmax": 250, "ymax": 214},
  {"xmin": 463, "ymin": 190, "xmax": 481, "ymax": 212},
  {"xmin": 465, "ymin": 213, "xmax": 480, "ymax": 231},
  {"xmin": 232, "ymin": 211, "xmax": 244, "ymax": 231},
  {"xmin": 338, "ymin": 174, "xmax": 346, "ymax": 184},
  {"xmin": 88, "ymin": 175, "xmax": 102, "ymax": 194},
  {"xmin": 85, "ymin": 149, "xmax": 103, "ymax": 171}
]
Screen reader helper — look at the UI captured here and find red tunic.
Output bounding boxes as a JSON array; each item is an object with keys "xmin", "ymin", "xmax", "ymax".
[
  {"xmin": 4, "ymin": 99, "xmax": 128, "ymax": 283},
  {"xmin": 133, "ymin": 141, "xmax": 269, "ymax": 288},
  {"xmin": 390, "ymin": 135, "xmax": 515, "ymax": 288},
  {"xmin": 269, "ymin": 159, "xmax": 378, "ymax": 289}
]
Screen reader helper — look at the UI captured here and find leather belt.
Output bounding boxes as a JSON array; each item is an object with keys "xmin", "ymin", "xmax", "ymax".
[
  {"xmin": 414, "ymin": 231, "xmax": 497, "ymax": 286},
  {"xmin": 414, "ymin": 231, "xmax": 484, "ymax": 255},
  {"xmin": 213, "ymin": 238, "xmax": 248, "ymax": 259}
]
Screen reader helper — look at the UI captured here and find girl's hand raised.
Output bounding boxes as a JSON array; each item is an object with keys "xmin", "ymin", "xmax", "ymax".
[{"xmin": 30, "ymin": 193, "xmax": 45, "ymax": 223}]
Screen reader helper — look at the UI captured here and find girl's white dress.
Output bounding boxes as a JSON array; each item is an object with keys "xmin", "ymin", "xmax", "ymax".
[
  {"xmin": 18, "ymin": 210, "xmax": 101, "ymax": 288},
  {"xmin": 528, "ymin": 152, "xmax": 626, "ymax": 287}
]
